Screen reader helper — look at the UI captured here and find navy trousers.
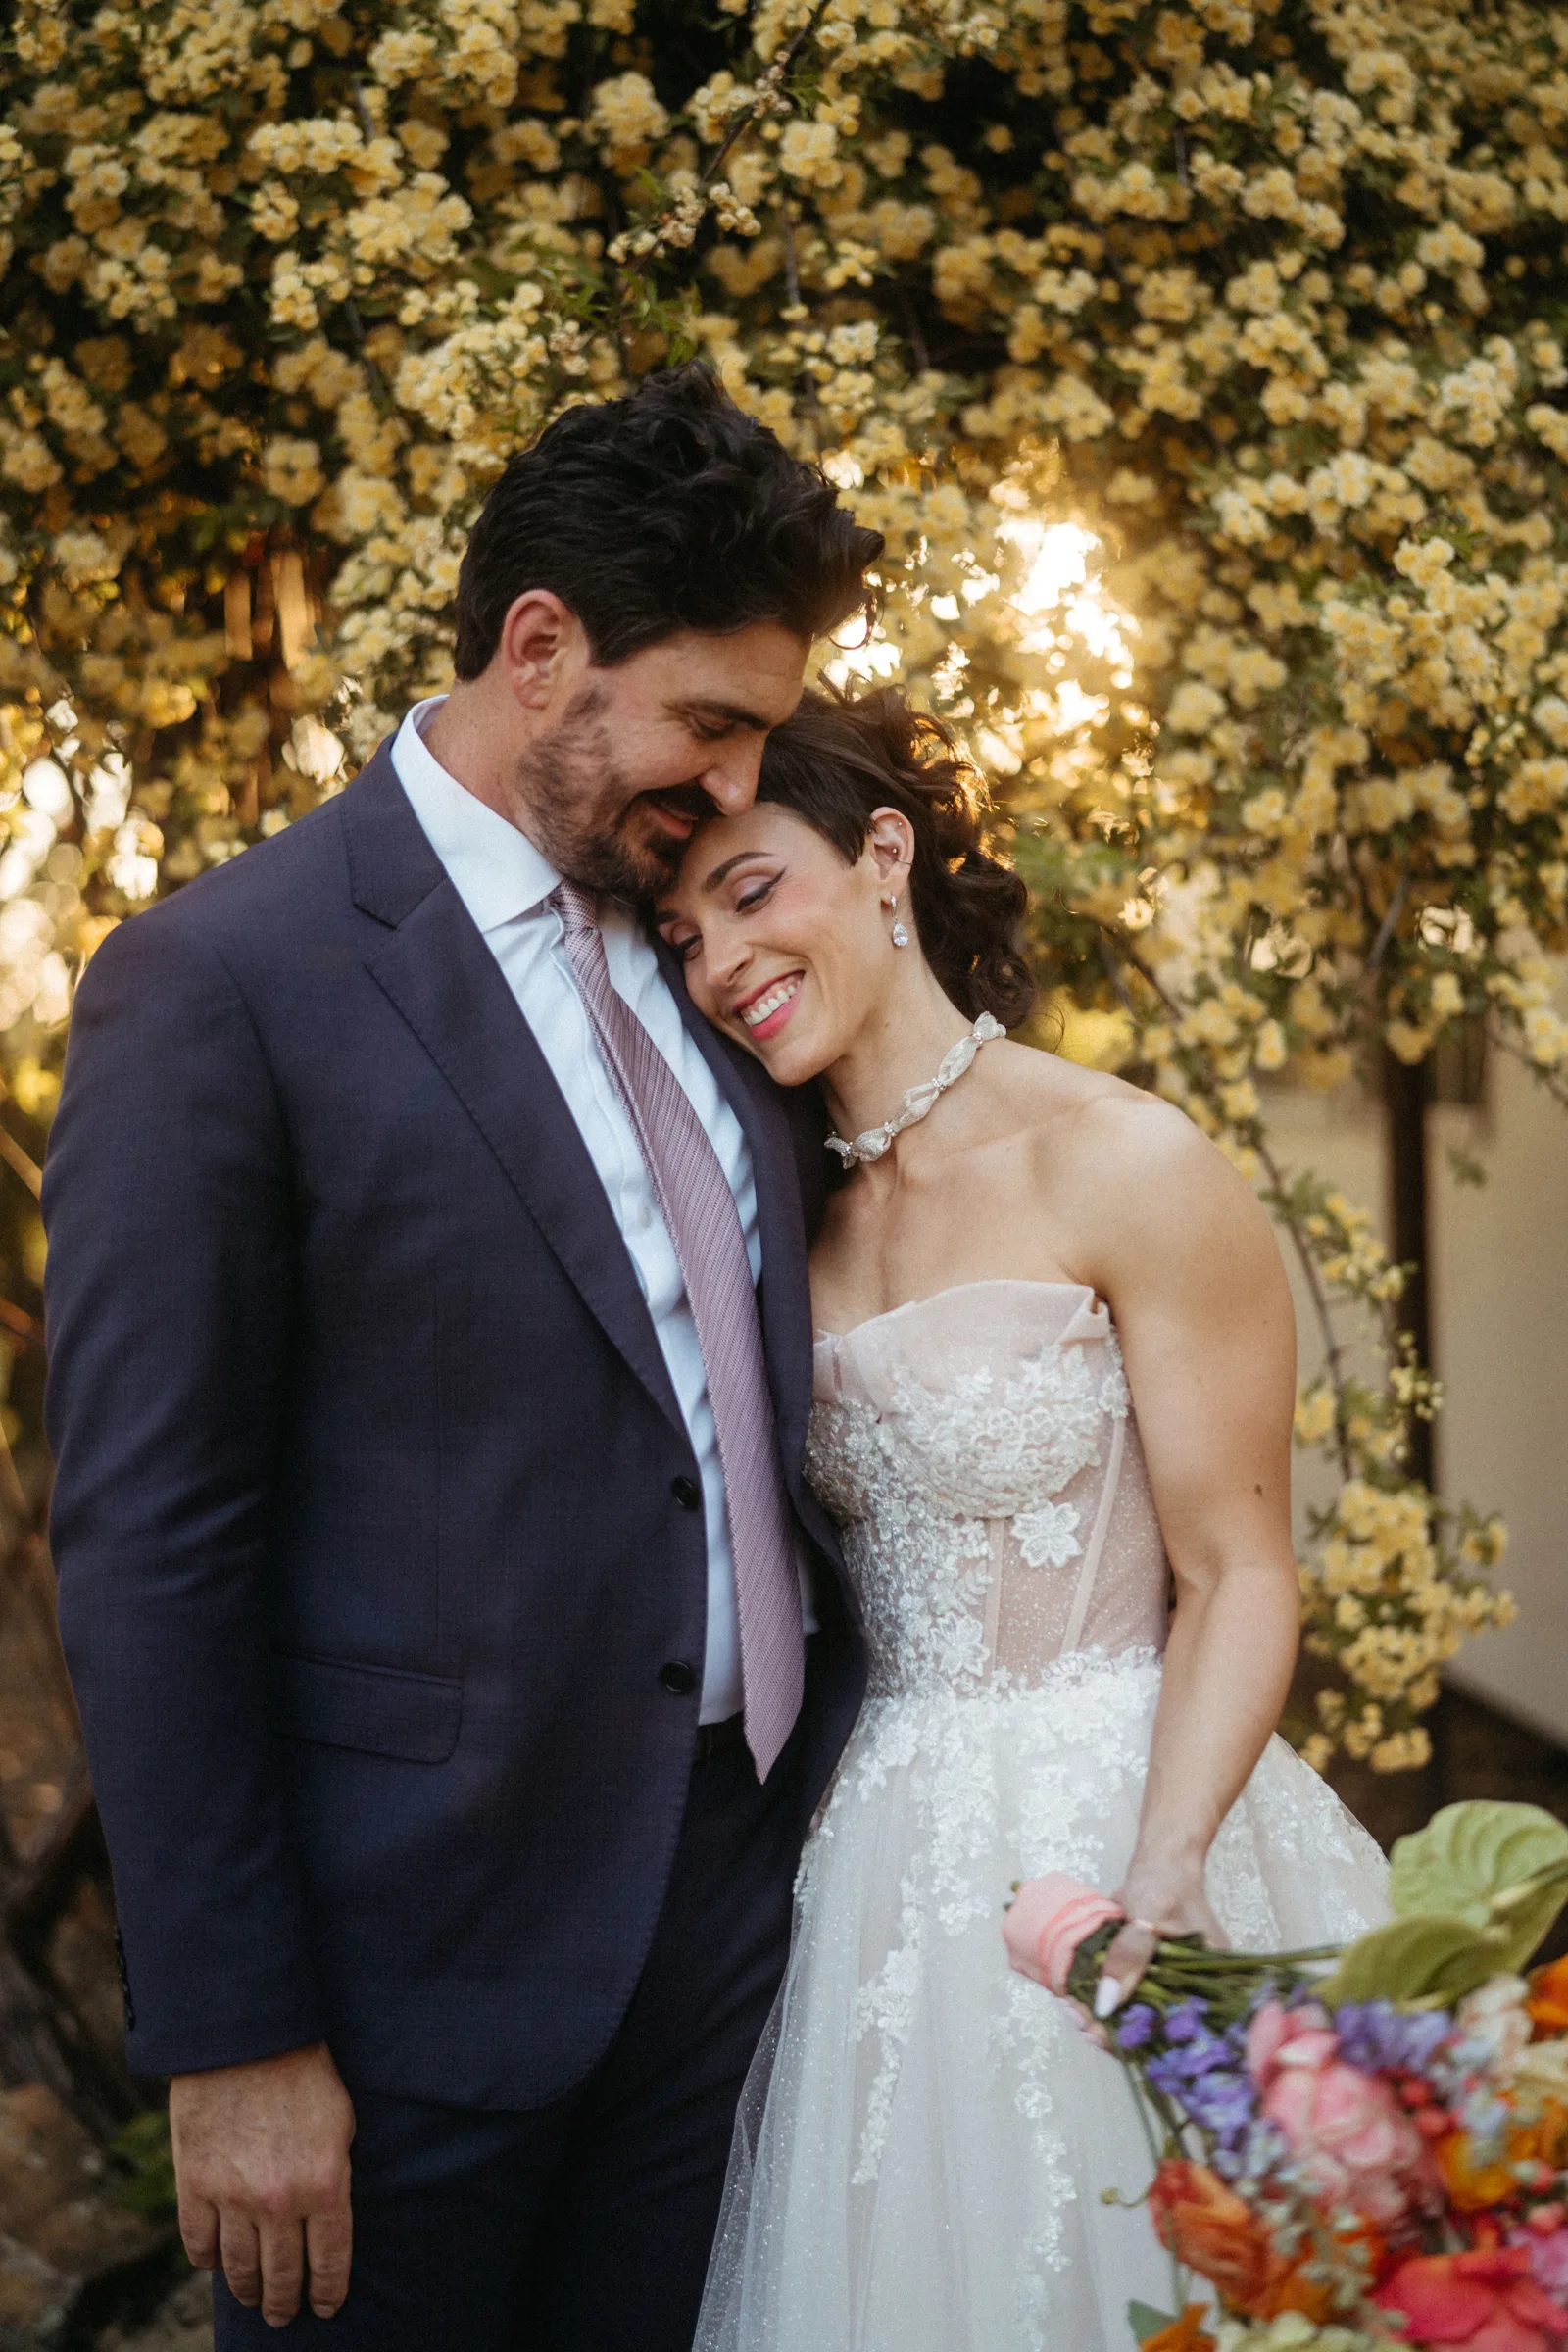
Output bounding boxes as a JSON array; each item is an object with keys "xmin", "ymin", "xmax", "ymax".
[{"xmin": 213, "ymin": 1722, "xmax": 807, "ymax": 2350}]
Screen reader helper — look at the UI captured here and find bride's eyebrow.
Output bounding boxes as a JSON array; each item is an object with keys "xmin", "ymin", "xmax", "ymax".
[
  {"xmin": 703, "ymin": 850, "xmax": 768, "ymax": 889},
  {"xmin": 654, "ymin": 849, "xmax": 775, "ymax": 924}
]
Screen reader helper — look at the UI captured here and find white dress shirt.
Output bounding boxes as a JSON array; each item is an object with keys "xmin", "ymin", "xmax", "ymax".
[{"xmin": 393, "ymin": 698, "xmax": 769, "ymax": 1720}]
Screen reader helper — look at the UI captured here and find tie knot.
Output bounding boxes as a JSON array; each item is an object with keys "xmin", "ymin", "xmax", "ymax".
[{"xmin": 550, "ymin": 879, "xmax": 602, "ymax": 941}]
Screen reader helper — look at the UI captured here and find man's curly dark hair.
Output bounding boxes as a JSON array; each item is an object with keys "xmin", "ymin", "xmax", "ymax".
[{"xmin": 452, "ymin": 362, "xmax": 883, "ymax": 675}]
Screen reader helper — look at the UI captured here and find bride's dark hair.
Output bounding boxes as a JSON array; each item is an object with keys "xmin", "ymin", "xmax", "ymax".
[{"xmin": 755, "ymin": 686, "xmax": 1037, "ymax": 1029}]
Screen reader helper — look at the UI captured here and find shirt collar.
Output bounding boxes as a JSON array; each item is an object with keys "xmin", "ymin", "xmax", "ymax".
[{"xmin": 392, "ymin": 695, "xmax": 560, "ymax": 934}]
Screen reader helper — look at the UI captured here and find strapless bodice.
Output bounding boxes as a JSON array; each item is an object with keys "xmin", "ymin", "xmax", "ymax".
[{"xmin": 807, "ymin": 1280, "xmax": 1171, "ymax": 1701}]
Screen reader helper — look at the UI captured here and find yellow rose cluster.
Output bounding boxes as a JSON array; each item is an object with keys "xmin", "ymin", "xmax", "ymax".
[{"xmin": 1, "ymin": 0, "xmax": 1551, "ymax": 1762}]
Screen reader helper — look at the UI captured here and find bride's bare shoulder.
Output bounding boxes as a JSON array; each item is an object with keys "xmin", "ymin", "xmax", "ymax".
[
  {"xmin": 996, "ymin": 1044, "xmax": 1265, "ymax": 1241},
  {"xmin": 992, "ymin": 1040, "xmax": 1189, "ymax": 1149}
]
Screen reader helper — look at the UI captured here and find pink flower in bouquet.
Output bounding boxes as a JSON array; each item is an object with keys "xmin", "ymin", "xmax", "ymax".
[
  {"xmin": 1246, "ymin": 1999, "xmax": 1437, "ymax": 2227},
  {"xmin": 1516, "ymin": 2208, "xmax": 1568, "ymax": 2297},
  {"xmin": 1004, "ymin": 1872, "xmax": 1124, "ymax": 1996},
  {"xmin": 1376, "ymin": 2244, "xmax": 1568, "ymax": 2351}
]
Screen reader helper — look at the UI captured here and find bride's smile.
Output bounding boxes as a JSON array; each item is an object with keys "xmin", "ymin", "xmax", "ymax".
[{"xmin": 732, "ymin": 966, "xmax": 805, "ymax": 1039}]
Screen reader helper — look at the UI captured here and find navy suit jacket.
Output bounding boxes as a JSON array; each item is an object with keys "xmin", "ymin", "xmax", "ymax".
[{"xmin": 42, "ymin": 742, "xmax": 866, "ymax": 2107}]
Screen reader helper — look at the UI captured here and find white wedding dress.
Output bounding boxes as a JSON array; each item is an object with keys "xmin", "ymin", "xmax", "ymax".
[{"xmin": 696, "ymin": 1280, "xmax": 1390, "ymax": 2352}]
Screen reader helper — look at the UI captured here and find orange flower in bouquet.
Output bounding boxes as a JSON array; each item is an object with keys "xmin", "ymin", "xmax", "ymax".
[
  {"xmin": 1138, "ymin": 2307, "xmax": 1216, "ymax": 2352},
  {"xmin": 1148, "ymin": 2160, "xmax": 1333, "ymax": 2321},
  {"xmin": 1440, "ymin": 2102, "xmax": 1568, "ymax": 2212},
  {"xmin": 1438, "ymin": 2126, "xmax": 1528, "ymax": 2213},
  {"xmin": 1530, "ymin": 1959, "xmax": 1568, "ymax": 2036},
  {"xmin": 1525, "ymin": 2102, "xmax": 1568, "ymax": 2173}
]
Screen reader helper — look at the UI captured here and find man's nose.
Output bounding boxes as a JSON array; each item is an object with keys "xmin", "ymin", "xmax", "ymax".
[{"xmin": 701, "ymin": 736, "xmax": 765, "ymax": 816}]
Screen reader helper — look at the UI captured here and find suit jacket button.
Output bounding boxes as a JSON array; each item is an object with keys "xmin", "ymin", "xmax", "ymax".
[
  {"xmin": 660, "ymin": 1660, "xmax": 696, "ymax": 1696},
  {"xmin": 670, "ymin": 1476, "xmax": 701, "ymax": 1511}
]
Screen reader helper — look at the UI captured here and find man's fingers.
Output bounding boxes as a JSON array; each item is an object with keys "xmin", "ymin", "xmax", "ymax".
[
  {"xmin": 1096, "ymin": 1921, "xmax": 1158, "ymax": 2016},
  {"xmin": 306, "ymin": 2195, "xmax": 354, "ymax": 2319},
  {"xmin": 220, "ymin": 2211, "xmax": 264, "ymax": 2310},
  {"xmin": 177, "ymin": 2191, "xmax": 220, "ymax": 2273},
  {"xmin": 258, "ymin": 2214, "xmax": 308, "ymax": 2329}
]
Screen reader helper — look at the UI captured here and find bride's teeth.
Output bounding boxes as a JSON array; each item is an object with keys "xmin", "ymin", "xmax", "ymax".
[{"xmin": 742, "ymin": 979, "xmax": 797, "ymax": 1028}]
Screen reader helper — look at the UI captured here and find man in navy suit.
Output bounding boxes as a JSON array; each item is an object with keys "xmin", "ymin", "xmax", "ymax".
[{"xmin": 42, "ymin": 365, "xmax": 876, "ymax": 2346}]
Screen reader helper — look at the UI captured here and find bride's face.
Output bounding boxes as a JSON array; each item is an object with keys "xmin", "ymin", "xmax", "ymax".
[{"xmin": 657, "ymin": 802, "xmax": 906, "ymax": 1085}]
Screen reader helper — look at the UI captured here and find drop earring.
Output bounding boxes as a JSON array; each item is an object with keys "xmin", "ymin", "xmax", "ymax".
[{"xmin": 888, "ymin": 894, "xmax": 910, "ymax": 949}]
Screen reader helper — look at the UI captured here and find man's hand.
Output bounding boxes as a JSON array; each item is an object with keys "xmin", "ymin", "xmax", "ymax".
[{"xmin": 170, "ymin": 2042, "xmax": 356, "ymax": 2328}]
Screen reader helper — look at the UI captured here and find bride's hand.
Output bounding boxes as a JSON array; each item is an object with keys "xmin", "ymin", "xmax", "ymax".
[{"xmin": 1096, "ymin": 1866, "xmax": 1226, "ymax": 2018}]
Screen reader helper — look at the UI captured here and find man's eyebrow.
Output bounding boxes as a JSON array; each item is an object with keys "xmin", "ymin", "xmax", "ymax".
[{"xmin": 665, "ymin": 697, "xmax": 774, "ymax": 729}]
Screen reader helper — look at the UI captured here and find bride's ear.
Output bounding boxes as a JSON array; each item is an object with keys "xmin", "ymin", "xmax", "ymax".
[{"xmin": 866, "ymin": 807, "xmax": 915, "ymax": 898}]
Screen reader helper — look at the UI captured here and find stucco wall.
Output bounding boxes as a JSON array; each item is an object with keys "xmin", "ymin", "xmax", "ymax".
[{"xmin": 1262, "ymin": 982, "xmax": 1568, "ymax": 1744}]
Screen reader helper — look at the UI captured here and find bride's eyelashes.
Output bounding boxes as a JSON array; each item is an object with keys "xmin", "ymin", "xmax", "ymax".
[{"xmin": 737, "ymin": 871, "xmax": 783, "ymax": 913}]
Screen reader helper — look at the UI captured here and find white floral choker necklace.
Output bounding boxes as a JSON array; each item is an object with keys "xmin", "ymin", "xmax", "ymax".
[{"xmin": 826, "ymin": 1012, "xmax": 1005, "ymax": 1169}]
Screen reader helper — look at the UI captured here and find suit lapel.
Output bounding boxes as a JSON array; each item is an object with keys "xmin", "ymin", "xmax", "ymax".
[{"xmin": 343, "ymin": 749, "xmax": 684, "ymax": 1435}]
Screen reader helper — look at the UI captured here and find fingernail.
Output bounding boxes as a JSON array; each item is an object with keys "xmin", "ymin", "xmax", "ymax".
[{"xmin": 1094, "ymin": 1976, "xmax": 1122, "ymax": 2020}]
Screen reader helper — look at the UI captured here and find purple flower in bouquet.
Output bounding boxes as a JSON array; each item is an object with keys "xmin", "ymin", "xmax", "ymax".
[
  {"xmin": 1153, "ymin": 2027, "xmax": 1240, "ymax": 2086},
  {"xmin": 1334, "ymin": 2000, "xmax": 1453, "ymax": 2079},
  {"xmin": 1115, "ymin": 2004, "xmax": 1157, "ymax": 2052},
  {"xmin": 1179, "ymin": 2070, "xmax": 1258, "ymax": 2142},
  {"xmin": 1139, "ymin": 1996, "xmax": 1265, "ymax": 2166}
]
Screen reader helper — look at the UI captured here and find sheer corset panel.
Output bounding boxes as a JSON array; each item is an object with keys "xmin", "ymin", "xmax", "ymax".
[{"xmin": 808, "ymin": 1281, "xmax": 1172, "ymax": 1701}]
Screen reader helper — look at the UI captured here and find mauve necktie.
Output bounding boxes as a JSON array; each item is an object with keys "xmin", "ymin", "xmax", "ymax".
[{"xmin": 551, "ymin": 880, "xmax": 806, "ymax": 1779}]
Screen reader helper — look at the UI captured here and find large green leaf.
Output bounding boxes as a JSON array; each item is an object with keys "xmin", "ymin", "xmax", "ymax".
[
  {"xmin": 1389, "ymin": 1800, "xmax": 1568, "ymax": 1970},
  {"xmin": 1486, "ymin": 1881, "xmax": 1568, "ymax": 1978},
  {"xmin": 1313, "ymin": 1912, "xmax": 1497, "ymax": 2009},
  {"xmin": 1392, "ymin": 1800, "xmax": 1568, "ymax": 1920}
]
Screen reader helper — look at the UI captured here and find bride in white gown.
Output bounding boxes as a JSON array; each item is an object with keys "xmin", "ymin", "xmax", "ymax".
[{"xmin": 656, "ymin": 687, "xmax": 1390, "ymax": 2352}]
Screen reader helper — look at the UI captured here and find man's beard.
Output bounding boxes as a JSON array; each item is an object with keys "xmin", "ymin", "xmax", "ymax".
[{"xmin": 515, "ymin": 686, "xmax": 712, "ymax": 902}]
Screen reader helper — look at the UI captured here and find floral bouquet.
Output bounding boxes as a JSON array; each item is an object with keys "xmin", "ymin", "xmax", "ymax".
[{"xmin": 1005, "ymin": 1802, "xmax": 1568, "ymax": 2352}]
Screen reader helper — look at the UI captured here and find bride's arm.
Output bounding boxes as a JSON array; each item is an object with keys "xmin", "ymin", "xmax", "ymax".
[{"xmin": 1079, "ymin": 1095, "xmax": 1302, "ymax": 2010}]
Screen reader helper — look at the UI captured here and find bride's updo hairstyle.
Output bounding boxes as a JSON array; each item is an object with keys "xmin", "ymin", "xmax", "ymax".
[{"xmin": 756, "ymin": 687, "xmax": 1037, "ymax": 1029}]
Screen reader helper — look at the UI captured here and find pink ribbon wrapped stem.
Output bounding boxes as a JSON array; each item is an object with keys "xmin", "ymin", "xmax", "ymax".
[{"xmin": 1004, "ymin": 1872, "xmax": 1127, "ymax": 1997}]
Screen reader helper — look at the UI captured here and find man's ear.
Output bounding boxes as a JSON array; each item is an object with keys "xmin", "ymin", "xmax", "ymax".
[{"xmin": 497, "ymin": 590, "xmax": 584, "ymax": 712}]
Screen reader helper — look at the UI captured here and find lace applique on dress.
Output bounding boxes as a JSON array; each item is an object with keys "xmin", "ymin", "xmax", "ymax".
[{"xmin": 1014, "ymin": 1499, "xmax": 1080, "ymax": 1570}]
